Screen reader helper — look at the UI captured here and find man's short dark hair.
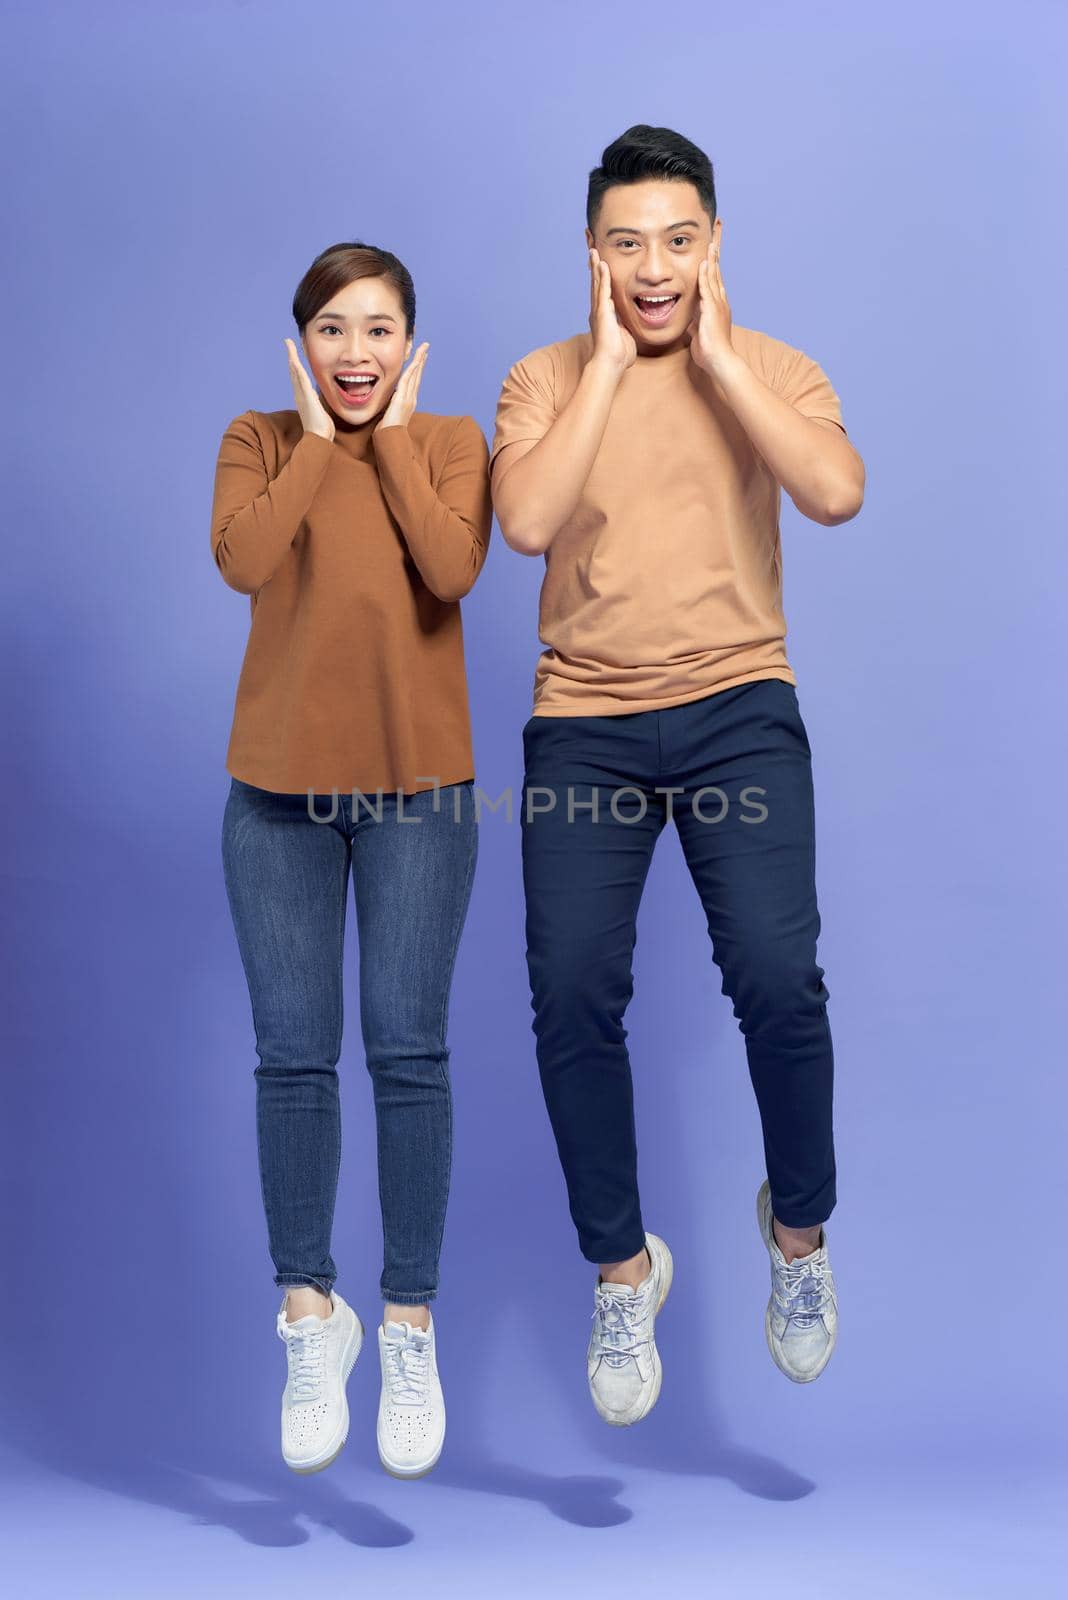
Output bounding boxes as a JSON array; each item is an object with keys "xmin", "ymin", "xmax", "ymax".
[{"xmin": 586, "ymin": 125, "xmax": 717, "ymax": 235}]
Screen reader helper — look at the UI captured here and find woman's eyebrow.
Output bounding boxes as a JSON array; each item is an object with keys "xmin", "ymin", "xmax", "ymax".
[{"xmin": 315, "ymin": 310, "xmax": 398, "ymax": 322}]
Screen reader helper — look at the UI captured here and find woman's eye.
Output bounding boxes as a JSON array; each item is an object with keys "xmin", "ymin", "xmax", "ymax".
[{"xmin": 316, "ymin": 323, "xmax": 391, "ymax": 336}]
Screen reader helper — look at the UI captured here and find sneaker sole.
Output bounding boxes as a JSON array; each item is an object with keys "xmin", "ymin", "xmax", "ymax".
[
  {"xmin": 596, "ymin": 1235, "xmax": 674, "ymax": 1427},
  {"xmin": 283, "ymin": 1309, "xmax": 365, "ymax": 1474},
  {"xmin": 378, "ymin": 1427, "xmax": 446, "ymax": 1480}
]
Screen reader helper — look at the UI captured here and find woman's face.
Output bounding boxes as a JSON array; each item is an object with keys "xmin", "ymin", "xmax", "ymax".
[{"xmin": 302, "ymin": 275, "xmax": 413, "ymax": 423}]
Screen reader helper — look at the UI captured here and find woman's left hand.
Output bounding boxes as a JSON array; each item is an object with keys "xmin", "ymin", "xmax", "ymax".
[{"xmin": 378, "ymin": 341, "xmax": 430, "ymax": 429}]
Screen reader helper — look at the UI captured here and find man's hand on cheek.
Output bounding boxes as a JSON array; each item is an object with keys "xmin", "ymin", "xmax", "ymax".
[{"xmin": 686, "ymin": 236, "xmax": 736, "ymax": 386}]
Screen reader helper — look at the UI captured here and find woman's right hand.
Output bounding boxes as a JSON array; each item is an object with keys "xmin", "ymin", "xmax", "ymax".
[
  {"xmin": 588, "ymin": 247, "xmax": 636, "ymax": 378},
  {"xmin": 285, "ymin": 338, "xmax": 335, "ymax": 442}
]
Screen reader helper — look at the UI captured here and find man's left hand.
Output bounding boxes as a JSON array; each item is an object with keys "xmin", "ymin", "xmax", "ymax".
[{"xmin": 686, "ymin": 227, "xmax": 735, "ymax": 382}]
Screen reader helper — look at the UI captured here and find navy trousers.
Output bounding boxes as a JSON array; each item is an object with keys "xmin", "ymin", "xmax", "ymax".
[{"xmin": 520, "ymin": 677, "xmax": 837, "ymax": 1263}]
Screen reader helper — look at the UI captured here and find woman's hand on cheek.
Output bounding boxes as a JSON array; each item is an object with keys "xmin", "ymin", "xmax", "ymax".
[
  {"xmin": 379, "ymin": 342, "xmax": 430, "ymax": 429},
  {"xmin": 285, "ymin": 338, "xmax": 335, "ymax": 441}
]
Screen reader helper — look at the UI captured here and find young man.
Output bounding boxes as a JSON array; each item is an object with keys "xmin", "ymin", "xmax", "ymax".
[{"xmin": 490, "ymin": 125, "xmax": 864, "ymax": 1422}]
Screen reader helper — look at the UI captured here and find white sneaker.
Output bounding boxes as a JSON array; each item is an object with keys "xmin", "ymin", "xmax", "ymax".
[
  {"xmin": 377, "ymin": 1315, "xmax": 445, "ymax": 1478},
  {"xmin": 587, "ymin": 1232, "xmax": 673, "ymax": 1426},
  {"xmin": 276, "ymin": 1289, "xmax": 364, "ymax": 1473},
  {"xmin": 756, "ymin": 1179, "xmax": 838, "ymax": 1382}
]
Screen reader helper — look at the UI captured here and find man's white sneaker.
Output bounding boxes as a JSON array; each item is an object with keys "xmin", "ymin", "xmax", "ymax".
[
  {"xmin": 756, "ymin": 1179, "xmax": 838, "ymax": 1382},
  {"xmin": 276, "ymin": 1289, "xmax": 364, "ymax": 1473},
  {"xmin": 377, "ymin": 1316, "xmax": 445, "ymax": 1478},
  {"xmin": 587, "ymin": 1232, "xmax": 673, "ymax": 1426}
]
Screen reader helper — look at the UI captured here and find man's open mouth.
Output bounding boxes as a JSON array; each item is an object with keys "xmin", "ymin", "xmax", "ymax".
[{"xmin": 633, "ymin": 294, "xmax": 680, "ymax": 326}]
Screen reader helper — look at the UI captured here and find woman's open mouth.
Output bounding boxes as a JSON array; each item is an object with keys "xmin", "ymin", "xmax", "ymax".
[
  {"xmin": 334, "ymin": 373, "xmax": 380, "ymax": 407},
  {"xmin": 633, "ymin": 293, "xmax": 680, "ymax": 326}
]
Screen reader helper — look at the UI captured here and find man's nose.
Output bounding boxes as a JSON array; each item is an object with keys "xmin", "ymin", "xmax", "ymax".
[{"xmin": 637, "ymin": 251, "xmax": 673, "ymax": 281}]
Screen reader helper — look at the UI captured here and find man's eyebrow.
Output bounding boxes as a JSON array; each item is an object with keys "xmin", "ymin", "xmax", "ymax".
[
  {"xmin": 604, "ymin": 219, "xmax": 702, "ymax": 237},
  {"xmin": 315, "ymin": 309, "xmax": 398, "ymax": 322}
]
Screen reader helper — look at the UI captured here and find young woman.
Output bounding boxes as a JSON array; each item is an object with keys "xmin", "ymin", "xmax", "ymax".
[{"xmin": 211, "ymin": 241, "xmax": 492, "ymax": 1478}]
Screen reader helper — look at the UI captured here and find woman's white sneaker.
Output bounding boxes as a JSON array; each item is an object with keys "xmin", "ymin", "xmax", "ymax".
[
  {"xmin": 587, "ymin": 1232, "xmax": 674, "ymax": 1425},
  {"xmin": 756, "ymin": 1179, "xmax": 838, "ymax": 1382},
  {"xmin": 377, "ymin": 1315, "xmax": 445, "ymax": 1478},
  {"xmin": 276, "ymin": 1289, "xmax": 364, "ymax": 1473}
]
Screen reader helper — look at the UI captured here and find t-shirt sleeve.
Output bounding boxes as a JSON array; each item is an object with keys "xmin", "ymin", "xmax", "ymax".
[
  {"xmin": 772, "ymin": 345, "xmax": 847, "ymax": 436},
  {"xmin": 489, "ymin": 349, "xmax": 558, "ymax": 472}
]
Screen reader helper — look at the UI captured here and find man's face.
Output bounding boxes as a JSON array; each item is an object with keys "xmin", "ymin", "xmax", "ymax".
[
  {"xmin": 585, "ymin": 179, "xmax": 721, "ymax": 352},
  {"xmin": 302, "ymin": 275, "xmax": 413, "ymax": 423}
]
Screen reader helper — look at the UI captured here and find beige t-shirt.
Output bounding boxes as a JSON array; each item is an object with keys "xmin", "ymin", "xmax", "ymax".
[{"xmin": 490, "ymin": 326, "xmax": 846, "ymax": 716}]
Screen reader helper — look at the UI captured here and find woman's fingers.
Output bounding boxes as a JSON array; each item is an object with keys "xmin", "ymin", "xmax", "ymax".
[
  {"xmin": 384, "ymin": 341, "xmax": 429, "ymax": 421},
  {"xmin": 402, "ymin": 342, "xmax": 429, "ymax": 395},
  {"xmin": 285, "ymin": 338, "xmax": 311, "ymax": 394}
]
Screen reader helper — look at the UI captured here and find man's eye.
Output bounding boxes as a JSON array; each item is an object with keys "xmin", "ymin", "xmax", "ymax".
[{"xmin": 615, "ymin": 238, "xmax": 691, "ymax": 249}]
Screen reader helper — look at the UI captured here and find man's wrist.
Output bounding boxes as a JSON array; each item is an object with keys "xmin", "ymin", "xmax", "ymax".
[
  {"xmin": 585, "ymin": 352, "xmax": 626, "ymax": 386},
  {"xmin": 702, "ymin": 348, "xmax": 746, "ymax": 386}
]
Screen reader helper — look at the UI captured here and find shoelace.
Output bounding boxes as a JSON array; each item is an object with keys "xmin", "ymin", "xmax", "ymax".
[
  {"xmin": 773, "ymin": 1253, "xmax": 835, "ymax": 1330},
  {"xmin": 384, "ymin": 1338, "xmax": 431, "ymax": 1406},
  {"xmin": 278, "ymin": 1321, "xmax": 327, "ymax": 1400},
  {"xmin": 592, "ymin": 1283, "xmax": 654, "ymax": 1369}
]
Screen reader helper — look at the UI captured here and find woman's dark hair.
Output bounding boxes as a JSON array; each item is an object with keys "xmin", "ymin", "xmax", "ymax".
[
  {"xmin": 586, "ymin": 125, "xmax": 717, "ymax": 234},
  {"xmin": 292, "ymin": 241, "xmax": 416, "ymax": 338}
]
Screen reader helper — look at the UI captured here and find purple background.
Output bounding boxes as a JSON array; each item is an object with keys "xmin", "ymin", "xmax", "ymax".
[{"xmin": 4, "ymin": 0, "xmax": 1065, "ymax": 1592}]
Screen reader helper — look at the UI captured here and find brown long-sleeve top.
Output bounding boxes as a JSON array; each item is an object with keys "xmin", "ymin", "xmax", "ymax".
[{"xmin": 210, "ymin": 406, "xmax": 493, "ymax": 794}]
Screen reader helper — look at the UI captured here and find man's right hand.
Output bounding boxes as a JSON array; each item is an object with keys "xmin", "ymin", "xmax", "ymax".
[
  {"xmin": 285, "ymin": 338, "xmax": 336, "ymax": 442},
  {"xmin": 588, "ymin": 248, "xmax": 637, "ymax": 378}
]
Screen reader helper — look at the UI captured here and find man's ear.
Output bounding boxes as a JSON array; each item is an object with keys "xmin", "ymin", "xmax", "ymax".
[{"xmin": 584, "ymin": 227, "xmax": 594, "ymax": 249}]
